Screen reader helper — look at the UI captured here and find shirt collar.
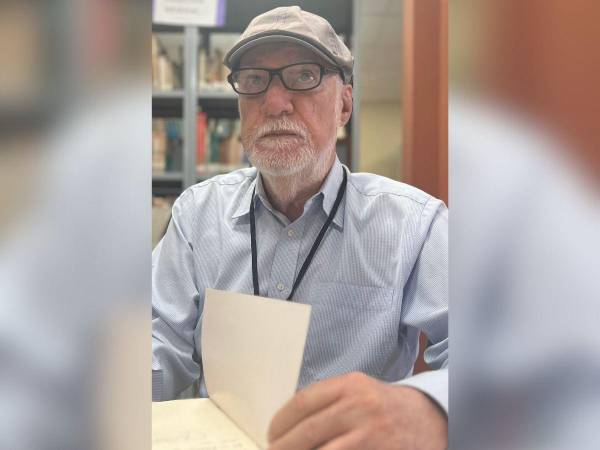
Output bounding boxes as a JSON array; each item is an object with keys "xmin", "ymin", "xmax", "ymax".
[
  {"xmin": 320, "ymin": 156, "xmax": 346, "ymax": 228},
  {"xmin": 231, "ymin": 157, "xmax": 346, "ymax": 228},
  {"xmin": 231, "ymin": 173, "xmax": 257, "ymax": 220}
]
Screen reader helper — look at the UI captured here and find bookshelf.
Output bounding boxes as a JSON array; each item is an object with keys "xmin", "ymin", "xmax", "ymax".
[{"xmin": 152, "ymin": 0, "xmax": 355, "ymax": 199}]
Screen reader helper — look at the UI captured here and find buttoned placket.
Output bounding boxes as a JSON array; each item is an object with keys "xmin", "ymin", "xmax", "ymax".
[{"xmin": 267, "ymin": 207, "xmax": 312, "ymax": 300}]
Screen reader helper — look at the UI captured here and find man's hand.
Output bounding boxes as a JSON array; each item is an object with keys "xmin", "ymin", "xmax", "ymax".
[{"xmin": 267, "ymin": 372, "xmax": 447, "ymax": 450}]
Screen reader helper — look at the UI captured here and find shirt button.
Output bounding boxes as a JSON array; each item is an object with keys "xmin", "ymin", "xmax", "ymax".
[
  {"xmin": 287, "ymin": 229, "xmax": 295, "ymax": 238},
  {"xmin": 276, "ymin": 282, "xmax": 285, "ymax": 291}
]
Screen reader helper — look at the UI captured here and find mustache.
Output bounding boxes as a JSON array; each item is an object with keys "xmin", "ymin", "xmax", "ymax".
[{"xmin": 253, "ymin": 118, "xmax": 308, "ymax": 140}]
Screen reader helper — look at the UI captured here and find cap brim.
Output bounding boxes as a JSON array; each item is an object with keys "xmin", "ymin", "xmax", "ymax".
[{"xmin": 225, "ymin": 35, "xmax": 337, "ymax": 69}]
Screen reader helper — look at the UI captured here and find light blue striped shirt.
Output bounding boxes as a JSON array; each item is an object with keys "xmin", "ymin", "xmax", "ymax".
[{"xmin": 152, "ymin": 157, "xmax": 448, "ymax": 410}]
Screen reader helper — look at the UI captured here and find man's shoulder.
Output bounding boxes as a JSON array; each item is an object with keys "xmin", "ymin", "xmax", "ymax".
[
  {"xmin": 172, "ymin": 167, "xmax": 257, "ymax": 217},
  {"xmin": 178, "ymin": 167, "xmax": 256, "ymax": 199},
  {"xmin": 347, "ymin": 171, "xmax": 437, "ymax": 207},
  {"xmin": 192, "ymin": 166, "xmax": 257, "ymax": 189}
]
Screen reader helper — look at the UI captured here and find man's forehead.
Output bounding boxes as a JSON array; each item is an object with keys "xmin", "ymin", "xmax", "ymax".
[{"xmin": 239, "ymin": 43, "xmax": 329, "ymax": 67}]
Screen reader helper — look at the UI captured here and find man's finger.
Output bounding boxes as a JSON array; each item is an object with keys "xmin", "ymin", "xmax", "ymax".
[
  {"xmin": 268, "ymin": 396, "xmax": 354, "ymax": 450},
  {"xmin": 317, "ymin": 429, "xmax": 368, "ymax": 450},
  {"xmin": 268, "ymin": 374, "xmax": 351, "ymax": 442}
]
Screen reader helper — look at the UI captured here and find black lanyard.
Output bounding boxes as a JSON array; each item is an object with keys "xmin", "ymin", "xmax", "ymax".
[{"xmin": 249, "ymin": 169, "xmax": 347, "ymax": 300}]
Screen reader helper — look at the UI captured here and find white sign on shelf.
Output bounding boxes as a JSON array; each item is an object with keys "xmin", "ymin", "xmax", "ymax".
[{"xmin": 153, "ymin": 0, "xmax": 226, "ymax": 27}]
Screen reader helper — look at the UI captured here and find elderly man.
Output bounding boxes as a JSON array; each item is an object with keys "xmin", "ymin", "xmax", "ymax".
[{"xmin": 153, "ymin": 6, "xmax": 448, "ymax": 450}]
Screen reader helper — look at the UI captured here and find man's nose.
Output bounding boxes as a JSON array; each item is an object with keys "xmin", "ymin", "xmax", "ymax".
[{"xmin": 260, "ymin": 75, "xmax": 294, "ymax": 117}]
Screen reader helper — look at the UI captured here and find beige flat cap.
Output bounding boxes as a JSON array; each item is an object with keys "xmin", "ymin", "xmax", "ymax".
[{"xmin": 224, "ymin": 6, "xmax": 353, "ymax": 82}]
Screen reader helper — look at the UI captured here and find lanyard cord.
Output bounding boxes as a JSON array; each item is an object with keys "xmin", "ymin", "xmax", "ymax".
[{"xmin": 249, "ymin": 168, "xmax": 348, "ymax": 300}]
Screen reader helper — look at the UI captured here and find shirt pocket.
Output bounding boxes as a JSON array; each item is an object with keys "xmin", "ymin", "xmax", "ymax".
[
  {"xmin": 309, "ymin": 281, "xmax": 395, "ymax": 311},
  {"xmin": 298, "ymin": 281, "xmax": 399, "ymax": 384}
]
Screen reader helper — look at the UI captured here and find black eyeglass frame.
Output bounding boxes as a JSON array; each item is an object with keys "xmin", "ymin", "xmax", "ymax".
[{"xmin": 227, "ymin": 62, "xmax": 344, "ymax": 95}]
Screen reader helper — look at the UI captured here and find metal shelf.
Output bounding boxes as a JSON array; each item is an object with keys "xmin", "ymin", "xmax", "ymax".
[
  {"xmin": 153, "ymin": 90, "xmax": 184, "ymax": 99},
  {"xmin": 197, "ymin": 88, "xmax": 237, "ymax": 100},
  {"xmin": 153, "ymin": 90, "xmax": 236, "ymax": 101},
  {"xmin": 153, "ymin": 171, "xmax": 183, "ymax": 181}
]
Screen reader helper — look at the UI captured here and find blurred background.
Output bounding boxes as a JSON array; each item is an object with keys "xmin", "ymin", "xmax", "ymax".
[
  {"xmin": 1, "ymin": 0, "xmax": 599, "ymax": 449},
  {"xmin": 0, "ymin": 1, "xmax": 150, "ymax": 450},
  {"xmin": 450, "ymin": 1, "xmax": 600, "ymax": 449}
]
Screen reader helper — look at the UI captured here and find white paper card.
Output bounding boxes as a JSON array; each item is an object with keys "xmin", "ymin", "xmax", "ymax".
[
  {"xmin": 153, "ymin": 0, "xmax": 225, "ymax": 27},
  {"xmin": 202, "ymin": 288, "xmax": 312, "ymax": 449}
]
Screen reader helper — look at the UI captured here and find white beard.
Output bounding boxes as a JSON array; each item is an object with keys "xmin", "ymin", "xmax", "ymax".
[
  {"xmin": 247, "ymin": 141, "xmax": 315, "ymax": 177},
  {"xmin": 242, "ymin": 117, "xmax": 330, "ymax": 177}
]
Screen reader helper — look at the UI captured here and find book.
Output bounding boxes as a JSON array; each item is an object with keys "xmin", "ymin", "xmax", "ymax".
[
  {"xmin": 154, "ymin": 116, "xmax": 247, "ymax": 178},
  {"xmin": 152, "ymin": 119, "xmax": 167, "ymax": 171},
  {"xmin": 157, "ymin": 50, "xmax": 174, "ymax": 91},
  {"xmin": 198, "ymin": 33, "xmax": 240, "ymax": 92},
  {"xmin": 219, "ymin": 120, "xmax": 244, "ymax": 167},
  {"xmin": 153, "ymin": 399, "xmax": 259, "ymax": 450},
  {"xmin": 165, "ymin": 120, "xmax": 183, "ymax": 171},
  {"xmin": 152, "ymin": 33, "xmax": 183, "ymax": 91},
  {"xmin": 152, "ymin": 35, "xmax": 160, "ymax": 90},
  {"xmin": 153, "ymin": 118, "xmax": 183, "ymax": 172},
  {"xmin": 196, "ymin": 111, "xmax": 207, "ymax": 167},
  {"xmin": 198, "ymin": 46, "xmax": 208, "ymax": 88},
  {"xmin": 206, "ymin": 119, "xmax": 241, "ymax": 163},
  {"xmin": 207, "ymin": 118, "xmax": 221, "ymax": 164},
  {"xmin": 152, "ymin": 289, "xmax": 312, "ymax": 449}
]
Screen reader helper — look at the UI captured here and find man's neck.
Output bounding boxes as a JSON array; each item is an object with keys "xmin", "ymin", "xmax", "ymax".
[{"xmin": 260, "ymin": 156, "xmax": 335, "ymax": 222}]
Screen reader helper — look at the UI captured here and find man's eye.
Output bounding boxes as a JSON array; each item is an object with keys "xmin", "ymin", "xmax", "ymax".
[
  {"xmin": 298, "ymin": 71, "xmax": 316, "ymax": 82},
  {"xmin": 247, "ymin": 75, "xmax": 264, "ymax": 85}
]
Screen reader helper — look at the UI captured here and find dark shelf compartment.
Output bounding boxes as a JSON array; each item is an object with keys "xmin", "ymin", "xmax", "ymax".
[
  {"xmin": 153, "ymin": 94, "xmax": 183, "ymax": 118},
  {"xmin": 197, "ymin": 95, "xmax": 239, "ymax": 119},
  {"xmin": 153, "ymin": 177, "xmax": 183, "ymax": 197},
  {"xmin": 152, "ymin": 24, "xmax": 184, "ymax": 33}
]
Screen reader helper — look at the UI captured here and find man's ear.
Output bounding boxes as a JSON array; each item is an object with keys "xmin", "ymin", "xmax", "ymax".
[{"xmin": 338, "ymin": 84, "xmax": 353, "ymax": 127}]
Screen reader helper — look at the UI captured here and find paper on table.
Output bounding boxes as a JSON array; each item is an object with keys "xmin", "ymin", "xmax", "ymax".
[
  {"xmin": 202, "ymin": 288, "xmax": 312, "ymax": 449},
  {"xmin": 152, "ymin": 398, "xmax": 259, "ymax": 450}
]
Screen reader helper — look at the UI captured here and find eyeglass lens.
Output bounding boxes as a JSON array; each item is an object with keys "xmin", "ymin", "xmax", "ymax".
[{"xmin": 232, "ymin": 63, "xmax": 322, "ymax": 94}]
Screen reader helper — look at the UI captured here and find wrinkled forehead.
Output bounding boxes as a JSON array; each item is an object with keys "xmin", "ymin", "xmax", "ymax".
[{"xmin": 239, "ymin": 42, "xmax": 330, "ymax": 68}]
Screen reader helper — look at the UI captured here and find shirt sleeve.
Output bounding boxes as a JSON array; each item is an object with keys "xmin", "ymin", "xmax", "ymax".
[
  {"xmin": 396, "ymin": 198, "xmax": 448, "ymax": 413},
  {"xmin": 152, "ymin": 192, "xmax": 203, "ymax": 401}
]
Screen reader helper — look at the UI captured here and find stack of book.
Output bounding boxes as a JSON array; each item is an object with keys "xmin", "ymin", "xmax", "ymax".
[
  {"xmin": 153, "ymin": 116, "xmax": 247, "ymax": 175},
  {"xmin": 152, "ymin": 34, "xmax": 183, "ymax": 91},
  {"xmin": 152, "ymin": 119, "xmax": 183, "ymax": 172},
  {"xmin": 196, "ymin": 114, "xmax": 246, "ymax": 174},
  {"xmin": 198, "ymin": 33, "xmax": 240, "ymax": 93}
]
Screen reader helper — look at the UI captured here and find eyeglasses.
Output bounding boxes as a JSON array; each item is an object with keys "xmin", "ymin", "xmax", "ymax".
[{"xmin": 227, "ymin": 62, "xmax": 341, "ymax": 95}]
